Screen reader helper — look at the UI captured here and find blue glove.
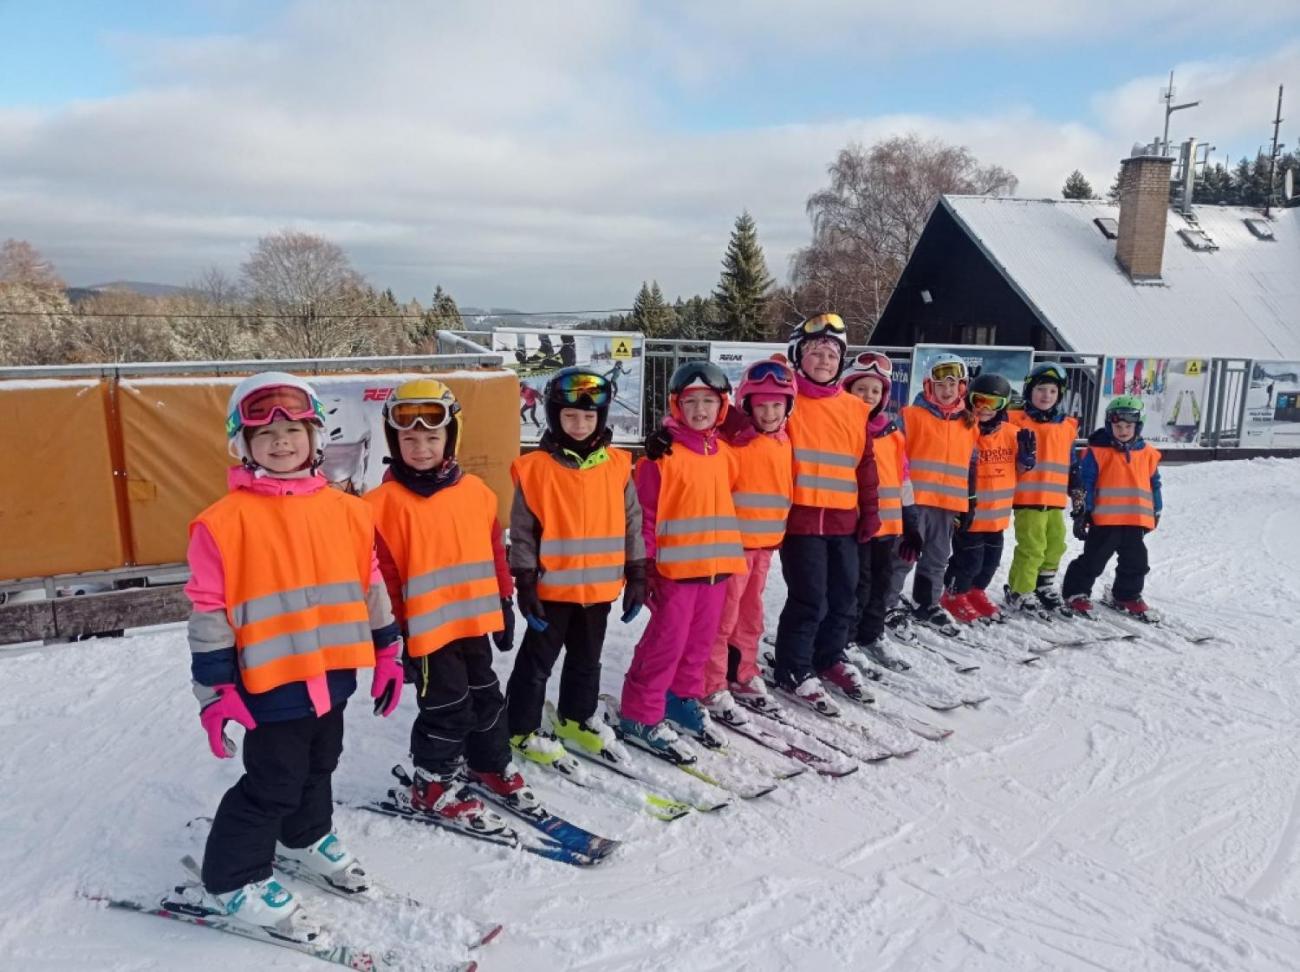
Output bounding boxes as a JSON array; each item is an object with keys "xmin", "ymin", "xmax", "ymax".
[
  {"xmin": 1016, "ymin": 427, "xmax": 1037, "ymax": 468},
  {"xmin": 514, "ymin": 571, "xmax": 548, "ymax": 632}
]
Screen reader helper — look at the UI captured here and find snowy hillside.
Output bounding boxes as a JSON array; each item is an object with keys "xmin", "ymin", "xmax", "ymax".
[{"xmin": 2, "ymin": 458, "xmax": 1299, "ymax": 971}]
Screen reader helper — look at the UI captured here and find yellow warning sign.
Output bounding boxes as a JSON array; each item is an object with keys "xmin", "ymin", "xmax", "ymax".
[
  {"xmin": 1184, "ymin": 359, "xmax": 1203, "ymax": 376},
  {"xmin": 611, "ymin": 338, "xmax": 633, "ymax": 360}
]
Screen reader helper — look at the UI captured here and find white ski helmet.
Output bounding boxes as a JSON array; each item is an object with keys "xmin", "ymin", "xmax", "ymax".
[{"xmin": 226, "ymin": 371, "xmax": 327, "ymax": 469}]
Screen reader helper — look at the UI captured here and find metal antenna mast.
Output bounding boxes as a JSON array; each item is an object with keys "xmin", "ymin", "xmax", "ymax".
[
  {"xmin": 1265, "ymin": 85, "xmax": 1284, "ymax": 218},
  {"xmin": 1160, "ymin": 70, "xmax": 1200, "ymax": 156}
]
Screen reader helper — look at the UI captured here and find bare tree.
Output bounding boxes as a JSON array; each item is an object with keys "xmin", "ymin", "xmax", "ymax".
[
  {"xmin": 792, "ymin": 134, "xmax": 1017, "ymax": 340},
  {"xmin": 0, "ymin": 239, "xmax": 74, "ymax": 365},
  {"xmin": 242, "ymin": 230, "xmax": 369, "ymax": 358},
  {"xmin": 66, "ymin": 289, "xmax": 177, "ymax": 364},
  {"xmin": 1, "ymin": 239, "xmax": 65, "ymax": 289},
  {"xmin": 170, "ymin": 266, "xmax": 254, "ymax": 361}
]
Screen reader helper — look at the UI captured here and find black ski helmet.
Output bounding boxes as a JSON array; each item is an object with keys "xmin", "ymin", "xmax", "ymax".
[
  {"xmin": 543, "ymin": 367, "xmax": 614, "ymax": 443},
  {"xmin": 667, "ymin": 360, "xmax": 732, "ymax": 425},
  {"xmin": 968, "ymin": 372, "xmax": 1012, "ymax": 402}
]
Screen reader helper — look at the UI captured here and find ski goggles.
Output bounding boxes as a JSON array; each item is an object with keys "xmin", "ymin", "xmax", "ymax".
[
  {"xmin": 849, "ymin": 351, "xmax": 892, "ymax": 378},
  {"xmin": 1107, "ymin": 408, "xmax": 1142, "ymax": 424},
  {"xmin": 551, "ymin": 371, "xmax": 614, "ymax": 407},
  {"xmin": 1031, "ymin": 364, "xmax": 1068, "ymax": 384},
  {"xmin": 743, "ymin": 359, "xmax": 795, "ymax": 385},
  {"xmin": 385, "ymin": 397, "xmax": 458, "ymax": 431},
  {"xmin": 969, "ymin": 392, "xmax": 1009, "ymax": 412},
  {"xmin": 797, "ymin": 313, "xmax": 846, "ymax": 336},
  {"xmin": 227, "ymin": 385, "xmax": 323, "ymax": 435},
  {"xmin": 929, "ymin": 361, "xmax": 968, "ymax": 383}
]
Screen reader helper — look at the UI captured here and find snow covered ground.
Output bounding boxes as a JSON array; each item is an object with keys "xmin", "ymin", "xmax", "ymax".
[{"xmin": 3, "ymin": 458, "xmax": 1300, "ymax": 971}]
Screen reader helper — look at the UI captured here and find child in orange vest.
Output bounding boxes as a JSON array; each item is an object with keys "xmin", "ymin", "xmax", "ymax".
[
  {"xmin": 183, "ymin": 372, "xmax": 404, "ymax": 943},
  {"xmin": 701, "ymin": 357, "xmax": 796, "ymax": 725},
  {"xmin": 506, "ymin": 367, "xmax": 647, "ymax": 770},
  {"xmin": 890, "ymin": 353, "xmax": 980, "ymax": 633},
  {"xmin": 941, "ymin": 373, "xmax": 1036, "ymax": 623},
  {"xmin": 365, "ymin": 379, "xmax": 531, "ymax": 835},
  {"xmin": 1062, "ymin": 395, "xmax": 1163, "ymax": 620},
  {"xmin": 620, "ymin": 361, "xmax": 745, "ymax": 762},
  {"xmin": 1006, "ymin": 363, "xmax": 1079, "ymax": 615}
]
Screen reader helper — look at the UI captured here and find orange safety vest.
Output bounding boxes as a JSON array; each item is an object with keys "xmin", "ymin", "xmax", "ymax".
[
  {"xmin": 872, "ymin": 426, "xmax": 906, "ymax": 537},
  {"xmin": 970, "ymin": 421, "xmax": 1019, "ymax": 533},
  {"xmin": 1009, "ymin": 411, "xmax": 1078, "ymax": 508},
  {"xmin": 731, "ymin": 433, "xmax": 793, "ymax": 550},
  {"xmin": 511, "ymin": 447, "xmax": 631, "ymax": 604},
  {"xmin": 900, "ymin": 405, "xmax": 978, "ymax": 514},
  {"xmin": 365, "ymin": 474, "xmax": 502, "ymax": 658},
  {"xmin": 788, "ymin": 392, "xmax": 869, "ymax": 510},
  {"xmin": 1090, "ymin": 445, "xmax": 1161, "ymax": 528},
  {"xmin": 651, "ymin": 443, "xmax": 746, "ymax": 581},
  {"xmin": 195, "ymin": 486, "xmax": 375, "ymax": 695}
]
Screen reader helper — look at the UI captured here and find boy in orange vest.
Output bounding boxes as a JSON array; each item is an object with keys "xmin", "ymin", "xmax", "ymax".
[
  {"xmin": 941, "ymin": 373, "xmax": 1036, "ymax": 622},
  {"xmin": 620, "ymin": 361, "xmax": 745, "ymax": 761},
  {"xmin": 701, "ymin": 357, "xmax": 796, "ymax": 725},
  {"xmin": 1062, "ymin": 396, "xmax": 1163, "ymax": 620},
  {"xmin": 1006, "ymin": 363, "xmax": 1079, "ymax": 615},
  {"xmin": 506, "ymin": 367, "xmax": 646, "ymax": 769},
  {"xmin": 365, "ymin": 379, "xmax": 530, "ymax": 834},
  {"xmin": 890, "ymin": 353, "xmax": 980, "ymax": 633},
  {"xmin": 183, "ymin": 372, "xmax": 404, "ymax": 943}
]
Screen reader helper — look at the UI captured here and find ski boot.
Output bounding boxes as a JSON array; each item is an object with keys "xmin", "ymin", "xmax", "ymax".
[
  {"xmin": 550, "ymin": 708, "xmax": 632, "ymax": 766},
  {"xmin": 615, "ymin": 716, "xmax": 698, "ymax": 764},
  {"xmin": 1102, "ymin": 588, "xmax": 1160, "ymax": 623},
  {"xmin": 665, "ymin": 691, "xmax": 726, "ymax": 749},
  {"xmin": 1064, "ymin": 594, "xmax": 1093, "ymax": 617},
  {"xmin": 1035, "ymin": 573, "xmax": 1072, "ymax": 618},
  {"xmin": 704, "ymin": 688, "xmax": 748, "ymax": 727},
  {"xmin": 883, "ymin": 606, "xmax": 916, "ymax": 642},
  {"xmin": 965, "ymin": 587, "xmax": 1004, "ymax": 623},
  {"xmin": 511, "ymin": 728, "xmax": 583, "ymax": 775},
  {"xmin": 466, "ymin": 761, "xmax": 543, "ymax": 816},
  {"xmin": 1003, "ymin": 584, "xmax": 1044, "ymax": 618},
  {"xmin": 851, "ymin": 636, "xmax": 908, "ymax": 673},
  {"xmin": 730, "ymin": 674, "xmax": 781, "ymax": 714},
  {"xmin": 939, "ymin": 590, "xmax": 982, "ymax": 625},
  {"xmin": 817, "ymin": 660, "xmax": 874, "ymax": 703},
  {"xmin": 276, "ymin": 832, "xmax": 368, "ymax": 895},
  {"xmin": 404, "ymin": 766, "xmax": 509, "ymax": 835},
  {"xmin": 181, "ymin": 877, "xmax": 322, "ymax": 943},
  {"xmin": 781, "ymin": 674, "xmax": 840, "ymax": 717},
  {"xmin": 913, "ymin": 601, "xmax": 960, "ymax": 636}
]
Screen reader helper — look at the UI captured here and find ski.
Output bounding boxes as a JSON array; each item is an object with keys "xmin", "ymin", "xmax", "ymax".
[
  {"xmin": 458, "ymin": 774, "xmax": 621, "ymax": 863},
  {"xmin": 518, "ymin": 740, "xmax": 692, "ymax": 823},
  {"xmin": 847, "ymin": 650, "xmax": 965, "ymax": 712},
  {"xmin": 555, "ymin": 734, "xmax": 729, "ymax": 813},
  {"xmin": 746, "ymin": 695, "xmax": 895, "ymax": 763},
  {"xmin": 715, "ymin": 712, "xmax": 859, "ymax": 777},
  {"xmin": 84, "ymin": 883, "xmax": 422, "ymax": 971}
]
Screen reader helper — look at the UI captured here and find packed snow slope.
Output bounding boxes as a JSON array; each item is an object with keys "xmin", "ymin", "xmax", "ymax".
[{"xmin": 2, "ymin": 458, "xmax": 1300, "ymax": 971}]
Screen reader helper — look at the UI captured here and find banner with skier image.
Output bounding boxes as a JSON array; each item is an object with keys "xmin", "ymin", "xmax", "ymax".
[
  {"xmin": 910, "ymin": 344, "xmax": 1033, "ymax": 409},
  {"xmin": 493, "ymin": 328, "xmax": 645, "ymax": 444},
  {"xmin": 1096, "ymin": 357, "xmax": 1210, "ymax": 446},
  {"xmin": 710, "ymin": 340, "xmax": 912, "ymax": 414},
  {"xmin": 1241, "ymin": 360, "xmax": 1300, "ymax": 447}
]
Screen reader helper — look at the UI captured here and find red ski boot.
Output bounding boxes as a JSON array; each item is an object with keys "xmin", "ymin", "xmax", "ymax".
[
  {"xmin": 466, "ymin": 762, "xmax": 543, "ymax": 817},
  {"xmin": 964, "ymin": 587, "xmax": 1003, "ymax": 622},
  {"xmin": 940, "ymin": 590, "xmax": 982, "ymax": 624},
  {"xmin": 407, "ymin": 767, "xmax": 509, "ymax": 835}
]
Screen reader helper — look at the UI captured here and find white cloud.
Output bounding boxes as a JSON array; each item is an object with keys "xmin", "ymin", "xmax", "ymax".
[{"xmin": 0, "ymin": 2, "xmax": 1296, "ymax": 307}]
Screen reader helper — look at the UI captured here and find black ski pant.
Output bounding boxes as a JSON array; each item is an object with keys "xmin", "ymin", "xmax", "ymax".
[
  {"xmin": 408, "ymin": 635, "xmax": 510, "ymax": 776},
  {"xmin": 202, "ymin": 704, "xmax": 346, "ymax": 894},
  {"xmin": 1061, "ymin": 525, "xmax": 1149, "ymax": 601},
  {"xmin": 945, "ymin": 529, "xmax": 1005, "ymax": 594},
  {"xmin": 853, "ymin": 535, "xmax": 897, "ymax": 645},
  {"xmin": 774, "ymin": 533, "xmax": 858, "ymax": 686},
  {"xmin": 506, "ymin": 600, "xmax": 610, "ymax": 736}
]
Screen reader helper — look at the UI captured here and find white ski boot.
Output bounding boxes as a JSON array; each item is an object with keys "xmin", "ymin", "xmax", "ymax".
[
  {"xmin": 786, "ymin": 674, "xmax": 840, "ymax": 718},
  {"xmin": 276, "ymin": 832, "xmax": 368, "ymax": 894},
  {"xmin": 184, "ymin": 877, "xmax": 322, "ymax": 943},
  {"xmin": 704, "ymin": 688, "xmax": 748, "ymax": 727}
]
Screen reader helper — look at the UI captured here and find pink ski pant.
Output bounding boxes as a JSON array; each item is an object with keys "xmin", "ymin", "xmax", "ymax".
[{"xmin": 703, "ymin": 548, "xmax": 772, "ymax": 696}]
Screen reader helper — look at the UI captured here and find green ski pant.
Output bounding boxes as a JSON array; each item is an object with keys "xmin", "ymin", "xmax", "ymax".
[{"xmin": 1007, "ymin": 508, "xmax": 1067, "ymax": 593}]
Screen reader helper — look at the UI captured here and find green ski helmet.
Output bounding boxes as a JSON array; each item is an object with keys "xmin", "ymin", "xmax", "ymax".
[{"xmin": 1105, "ymin": 394, "xmax": 1143, "ymax": 428}]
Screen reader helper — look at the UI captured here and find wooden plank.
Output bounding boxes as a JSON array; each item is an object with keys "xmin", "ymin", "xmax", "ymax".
[
  {"xmin": 0, "ymin": 599, "xmax": 57, "ymax": 644},
  {"xmin": 50, "ymin": 585, "xmax": 191, "ymax": 641}
]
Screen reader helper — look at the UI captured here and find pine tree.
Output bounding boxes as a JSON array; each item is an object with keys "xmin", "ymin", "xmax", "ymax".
[
  {"xmin": 630, "ymin": 281, "xmax": 675, "ymax": 337},
  {"xmin": 1062, "ymin": 170, "xmax": 1096, "ymax": 200},
  {"xmin": 1106, "ymin": 166, "xmax": 1123, "ymax": 203},
  {"xmin": 713, "ymin": 211, "xmax": 774, "ymax": 342}
]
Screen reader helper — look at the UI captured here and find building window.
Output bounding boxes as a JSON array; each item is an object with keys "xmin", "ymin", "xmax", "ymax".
[
  {"xmin": 959, "ymin": 324, "xmax": 996, "ymax": 345},
  {"xmin": 1093, "ymin": 217, "xmax": 1119, "ymax": 240}
]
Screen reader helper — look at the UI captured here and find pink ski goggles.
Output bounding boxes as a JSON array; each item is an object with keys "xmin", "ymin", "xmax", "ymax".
[{"xmin": 226, "ymin": 385, "xmax": 324, "ymax": 436}]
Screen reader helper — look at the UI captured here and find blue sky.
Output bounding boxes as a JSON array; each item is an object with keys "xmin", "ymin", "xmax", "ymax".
[{"xmin": 1, "ymin": 1, "xmax": 1297, "ymax": 305}]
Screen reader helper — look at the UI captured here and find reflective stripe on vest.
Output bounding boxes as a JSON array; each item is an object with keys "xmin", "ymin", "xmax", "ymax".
[
  {"xmin": 195, "ymin": 485, "xmax": 376, "ymax": 695},
  {"xmin": 365, "ymin": 475, "xmax": 503, "ymax": 657},
  {"xmin": 1089, "ymin": 444, "xmax": 1161, "ymax": 528},
  {"xmin": 788, "ymin": 392, "xmax": 869, "ymax": 510},
  {"xmin": 648, "ymin": 443, "xmax": 747, "ymax": 581},
  {"xmin": 731, "ymin": 432, "xmax": 793, "ymax": 549},
  {"xmin": 1009, "ymin": 412, "xmax": 1078, "ymax": 508},
  {"xmin": 512, "ymin": 448, "xmax": 631, "ymax": 604},
  {"xmin": 871, "ymin": 428, "xmax": 905, "ymax": 537},
  {"xmin": 901, "ymin": 405, "xmax": 978, "ymax": 514},
  {"xmin": 969, "ymin": 421, "xmax": 1020, "ymax": 533}
]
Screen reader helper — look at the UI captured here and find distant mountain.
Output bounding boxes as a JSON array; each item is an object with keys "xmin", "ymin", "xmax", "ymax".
[{"xmin": 79, "ymin": 280, "xmax": 190, "ymax": 298}]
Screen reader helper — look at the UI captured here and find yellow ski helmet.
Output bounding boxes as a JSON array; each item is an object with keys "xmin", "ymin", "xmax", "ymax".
[{"xmin": 382, "ymin": 378, "xmax": 463, "ymax": 461}]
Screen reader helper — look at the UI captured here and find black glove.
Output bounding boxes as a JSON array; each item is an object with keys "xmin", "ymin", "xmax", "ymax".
[
  {"xmin": 953, "ymin": 508, "xmax": 975, "ymax": 533},
  {"xmin": 1072, "ymin": 513, "xmax": 1091, "ymax": 542},
  {"xmin": 514, "ymin": 570, "xmax": 548, "ymax": 632},
  {"xmin": 1016, "ymin": 427, "xmax": 1037, "ymax": 467},
  {"xmin": 621, "ymin": 559, "xmax": 647, "ymax": 623},
  {"xmin": 643, "ymin": 427, "xmax": 675, "ymax": 461},
  {"xmin": 898, "ymin": 505, "xmax": 923, "ymax": 563},
  {"xmin": 492, "ymin": 598, "xmax": 516, "ymax": 651},
  {"xmin": 1147, "ymin": 512, "xmax": 1160, "ymax": 534}
]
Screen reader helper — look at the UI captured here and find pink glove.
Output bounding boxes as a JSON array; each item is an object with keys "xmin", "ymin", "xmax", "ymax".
[
  {"xmin": 371, "ymin": 641, "xmax": 404, "ymax": 717},
  {"xmin": 199, "ymin": 684, "xmax": 257, "ymax": 759}
]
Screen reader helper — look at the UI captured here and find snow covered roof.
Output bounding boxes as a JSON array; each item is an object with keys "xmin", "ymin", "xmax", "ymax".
[{"xmin": 941, "ymin": 195, "xmax": 1300, "ymax": 359}]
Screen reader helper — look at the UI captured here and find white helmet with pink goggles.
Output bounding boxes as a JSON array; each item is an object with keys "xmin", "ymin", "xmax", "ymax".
[
  {"xmin": 736, "ymin": 356, "xmax": 796, "ymax": 416},
  {"xmin": 226, "ymin": 371, "xmax": 327, "ymax": 468},
  {"xmin": 840, "ymin": 350, "xmax": 893, "ymax": 400}
]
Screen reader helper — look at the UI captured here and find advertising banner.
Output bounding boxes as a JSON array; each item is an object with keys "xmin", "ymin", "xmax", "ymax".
[
  {"xmin": 1097, "ymin": 357, "xmax": 1210, "ymax": 446},
  {"xmin": 910, "ymin": 344, "xmax": 1034, "ymax": 406},
  {"xmin": 493, "ymin": 329, "xmax": 644, "ymax": 444},
  {"xmin": 711, "ymin": 341, "xmax": 912, "ymax": 413},
  {"xmin": 1241, "ymin": 361, "xmax": 1300, "ymax": 447}
]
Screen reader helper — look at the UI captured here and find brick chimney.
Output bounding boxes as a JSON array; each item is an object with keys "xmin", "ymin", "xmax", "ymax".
[{"xmin": 1115, "ymin": 152, "xmax": 1173, "ymax": 281}]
